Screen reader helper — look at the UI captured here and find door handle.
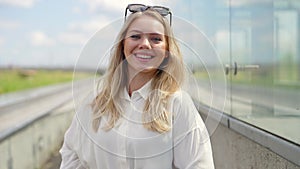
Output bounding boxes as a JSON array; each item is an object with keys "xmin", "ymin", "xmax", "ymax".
[{"xmin": 225, "ymin": 62, "xmax": 260, "ymax": 75}]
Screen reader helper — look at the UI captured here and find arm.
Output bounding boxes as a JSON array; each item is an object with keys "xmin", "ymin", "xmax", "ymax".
[
  {"xmin": 173, "ymin": 128, "xmax": 215, "ymax": 169},
  {"xmin": 59, "ymin": 116, "xmax": 85, "ymax": 169},
  {"xmin": 171, "ymin": 91, "xmax": 215, "ymax": 169}
]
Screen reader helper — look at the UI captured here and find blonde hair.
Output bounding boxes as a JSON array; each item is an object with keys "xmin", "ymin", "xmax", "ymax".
[{"xmin": 91, "ymin": 9, "xmax": 185, "ymax": 133}]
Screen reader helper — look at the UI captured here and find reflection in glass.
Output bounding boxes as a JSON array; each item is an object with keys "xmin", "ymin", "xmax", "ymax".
[
  {"xmin": 174, "ymin": 0, "xmax": 300, "ymax": 145},
  {"xmin": 230, "ymin": 0, "xmax": 300, "ymax": 145}
]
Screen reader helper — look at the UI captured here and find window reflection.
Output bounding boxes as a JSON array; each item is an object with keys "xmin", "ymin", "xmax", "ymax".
[
  {"xmin": 230, "ymin": 0, "xmax": 300, "ymax": 144},
  {"xmin": 183, "ymin": 0, "xmax": 300, "ymax": 145},
  {"xmin": 275, "ymin": 10, "xmax": 298, "ymax": 85}
]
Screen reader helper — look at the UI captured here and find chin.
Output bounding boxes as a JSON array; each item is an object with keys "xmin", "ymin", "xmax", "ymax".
[{"xmin": 137, "ymin": 67, "xmax": 157, "ymax": 73}]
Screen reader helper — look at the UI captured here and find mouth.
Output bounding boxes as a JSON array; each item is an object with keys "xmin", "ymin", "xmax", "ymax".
[{"xmin": 134, "ymin": 54, "xmax": 154, "ymax": 61}]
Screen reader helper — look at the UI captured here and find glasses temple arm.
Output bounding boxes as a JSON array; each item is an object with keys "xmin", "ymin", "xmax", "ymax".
[
  {"xmin": 169, "ymin": 12, "xmax": 172, "ymax": 26},
  {"xmin": 124, "ymin": 7, "xmax": 129, "ymax": 23}
]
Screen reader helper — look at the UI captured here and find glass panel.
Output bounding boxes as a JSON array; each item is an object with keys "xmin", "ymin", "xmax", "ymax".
[
  {"xmin": 183, "ymin": 0, "xmax": 230, "ymax": 114},
  {"xmin": 230, "ymin": 0, "xmax": 300, "ymax": 144},
  {"xmin": 169, "ymin": 0, "xmax": 299, "ymax": 145},
  {"xmin": 167, "ymin": 0, "xmax": 229, "ymax": 132}
]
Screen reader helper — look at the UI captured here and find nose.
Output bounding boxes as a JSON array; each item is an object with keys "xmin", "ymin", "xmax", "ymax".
[{"xmin": 138, "ymin": 37, "xmax": 151, "ymax": 49}]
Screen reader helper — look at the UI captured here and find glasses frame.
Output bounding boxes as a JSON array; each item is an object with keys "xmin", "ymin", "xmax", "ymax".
[{"xmin": 124, "ymin": 4, "xmax": 172, "ymax": 26}]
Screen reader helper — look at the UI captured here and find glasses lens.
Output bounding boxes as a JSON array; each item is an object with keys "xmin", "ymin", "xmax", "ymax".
[
  {"xmin": 128, "ymin": 4, "xmax": 146, "ymax": 12},
  {"xmin": 125, "ymin": 4, "xmax": 171, "ymax": 25},
  {"xmin": 153, "ymin": 7, "xmax": 169, "ymax": 16}
]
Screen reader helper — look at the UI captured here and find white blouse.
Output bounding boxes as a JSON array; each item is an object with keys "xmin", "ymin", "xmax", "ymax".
[{"xmin": 59, "ymin": 81, "xmax": 215, "ymax": 169}]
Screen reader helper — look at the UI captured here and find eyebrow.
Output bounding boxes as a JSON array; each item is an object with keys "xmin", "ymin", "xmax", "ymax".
[{"xmin": 127, "ymin": 30, "xmax": 164, "ymax": 36}]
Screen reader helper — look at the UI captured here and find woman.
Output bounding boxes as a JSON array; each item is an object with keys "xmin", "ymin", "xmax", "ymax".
[{"xmin": 60, "ymin": 4, "xmax": 215, "ymax": 169}]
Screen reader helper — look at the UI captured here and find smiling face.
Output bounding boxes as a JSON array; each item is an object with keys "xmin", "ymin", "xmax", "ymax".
[{"xmin": 123, "ymin": 15, "xmax": 168, "ymax": 76}]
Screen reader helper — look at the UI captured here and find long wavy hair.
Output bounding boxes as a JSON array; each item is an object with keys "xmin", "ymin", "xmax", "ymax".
[{"xmin": 91, "ymin": 9, "xmax": 185, "ymax": 133}]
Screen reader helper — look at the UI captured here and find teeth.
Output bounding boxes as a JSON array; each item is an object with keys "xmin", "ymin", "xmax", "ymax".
[{"xmin": 136, "ymin": 54, "xmax": 152, "ymax": 59}]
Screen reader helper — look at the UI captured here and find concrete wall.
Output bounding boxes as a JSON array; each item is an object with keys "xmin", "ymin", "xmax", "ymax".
[
  {"xmin": 0, "ymin": 102, "xmax": 74, "ymax": 169},
  {"xmin": 210, "ymin": 123, "xmax": 300, "ymax": 169},
  {"xmin": 1, "ymin": 98, "xmax": 299, "ymax": 169}
]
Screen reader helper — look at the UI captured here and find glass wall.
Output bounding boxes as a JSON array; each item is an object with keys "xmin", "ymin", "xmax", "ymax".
[
  {"xmin": 230, "ymin": 0, "xmax": 300, "ymax": 145},
  {"xmin": 171, "ymin": 0, "xmax": 300, "ymax": 145}
]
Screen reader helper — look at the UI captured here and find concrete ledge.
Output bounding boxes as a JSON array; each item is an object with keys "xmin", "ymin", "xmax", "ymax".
[
  {"xmin": 0, "ymin": 79, "xmax": 92, "ymax": 143},
  {"xmin": 194, "ymin": 100, "xmax": 300, "ymax": 168},
  {"xmin": 0, "ymin": 102, "xmax": 74, "ymax": 169},
  {"xmin": 229, "ymin": 116, "xmax": 300, "ymax": 166},
  {"xmin": 0, "ymin": 79, "xmax": 92, "ymax": 169},
  {"xmin": 0, "ymin": 82, "xmax": 71, "ymax": 109},
  {"xmin": 0, "ymin": 99, "xmax": 71, "ymax": 142}
]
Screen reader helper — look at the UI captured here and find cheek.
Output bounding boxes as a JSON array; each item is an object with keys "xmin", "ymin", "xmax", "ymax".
[
  {"xmin": 156, "ymin": 44, "xmax": 168, "ymax": 57},
  {"xmin": 158, "ymin": 39, "xmax": 168, "ymax": 55},
  {"xmin": 123, "ymin": 40, "xmax": 131, "ymax": 57}
]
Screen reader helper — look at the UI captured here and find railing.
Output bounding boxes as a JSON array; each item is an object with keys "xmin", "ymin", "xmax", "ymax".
[{"xmin": 0, "ymin": 79, "xmax": 92, "ymax": 169}]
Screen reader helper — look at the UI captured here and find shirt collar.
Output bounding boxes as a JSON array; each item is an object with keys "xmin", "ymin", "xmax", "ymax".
[
  {"xmin": 121, "ymin": 80, "xmax": 152, "ymax": 101},
  {"xmin": 137, "ymin": 79, "xmax": 152, "ymax": 100}
]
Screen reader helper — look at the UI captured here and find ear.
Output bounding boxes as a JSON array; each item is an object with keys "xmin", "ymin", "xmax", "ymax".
[
  {"xmin": 164, "ymin": 50, "xmax": 170, "ymax": 58},
  {"xmin": 166, "ymin": 53, "xmax": 170, "ymax": 58}
]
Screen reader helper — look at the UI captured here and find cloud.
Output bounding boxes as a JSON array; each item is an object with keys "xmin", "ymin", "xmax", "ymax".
[
  {"xmin": 229, "ymin": 0, "xmax": 272, "ymax": 7},
  {"xmin": 80, "ymin": 0, "xmax": 126, "ymax": 13},
  {"xmin": 60, "ymin": 16, "xmax": 112, "ymax": 46},
  {"xmin": 0, "ymin": 20, "xmax": 21, "ymax": 30},
  {"xmin": 0, "ymin": 0, "xmax": 37, "ymax": 8},
  {"xmin": 0, "ymin": 37, "xmax": 4, "ymax": 46},
  {"xmin": 72, "ymin": 6, "xmax": 82, "ymax": 14},
  {"xmin": 81, "ymin": 0, "xmax": 171, "ymax": 13},
  {"xmin": 58, "ymin": 32, "xmax": 88, "ymax": 45},
  {"xmin": 30, "ymin": 31, "xmax": 55, "ymax": 46},
  {"xmin": 68, "ymin": 17, "xmax": 111, "ymax": 33}
]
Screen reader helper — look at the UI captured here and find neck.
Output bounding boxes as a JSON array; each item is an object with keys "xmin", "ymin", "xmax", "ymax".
[{"xmin": 127, "ymin": 69, "xmax": 156, "ymax": 96}]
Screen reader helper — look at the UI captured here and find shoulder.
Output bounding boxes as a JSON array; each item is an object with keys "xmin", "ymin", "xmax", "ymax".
[
  {"xmin": 73, "ymin": 90, "xmax": 95, "ymax": 130},
  {"xmin": 169, "ymin": 90, "xmax": 198, "ymax": 115},
  {"xmin": 169, "ymin": 90, "xmax": 202, "ymax": 126},
  {"xmin": 169, "ymin": 90, "xmax": 208, "ymax": 142}
]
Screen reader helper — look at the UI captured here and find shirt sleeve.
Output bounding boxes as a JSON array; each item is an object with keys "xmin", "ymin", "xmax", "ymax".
[
  {"xmin": 173, "ymin": 128, "xmax": 215, "ymax": 169},
  {"xmin": 171, "ymin": 91, "xmax": 215, "ymax": 169},
  {"xmin": 59, "ymin": 116, "xmax": 85, "ymax": 169}
]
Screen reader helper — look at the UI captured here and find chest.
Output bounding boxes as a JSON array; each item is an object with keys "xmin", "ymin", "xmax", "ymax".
[{"xmin": 96, "ymin": 100, "xmax": 174, "ymax": 159}]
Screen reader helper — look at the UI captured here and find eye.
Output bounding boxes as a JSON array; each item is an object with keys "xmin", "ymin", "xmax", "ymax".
[
  {"xmin": 129, "ymin": 34, "xmax": 140, "ymax": 40},
  {"xmin": 151, "ymin": 36, "xmax": 163, "ymax": 43}
]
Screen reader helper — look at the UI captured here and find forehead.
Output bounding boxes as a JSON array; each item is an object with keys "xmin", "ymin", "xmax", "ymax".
[{"xmin": 127, "ymin": 15, "xmax": 165, "ymax": 35}]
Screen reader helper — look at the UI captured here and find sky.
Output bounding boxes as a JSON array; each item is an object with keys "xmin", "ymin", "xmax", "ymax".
[
  {"xmin": 0, "ymin": 0, "xmax": 182, "ymax": 68},
  {"xmin": 0, "ymin": 0, "xmax": 234, "ymax": 70}
]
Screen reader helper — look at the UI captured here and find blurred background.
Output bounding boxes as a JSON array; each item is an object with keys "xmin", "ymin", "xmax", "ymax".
[{"xmin": 0, "ymin": 0, "xmax": 299, "ymax": 169}]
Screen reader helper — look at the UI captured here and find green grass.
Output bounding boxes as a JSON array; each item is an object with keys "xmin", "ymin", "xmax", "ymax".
[
  {"xmin": 193, "ymin": 69, "xmax": 300, "ymax": 90},
  {"xmin": 0, "ymin": 69, "xmax": 92, "ymax": 94}
]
